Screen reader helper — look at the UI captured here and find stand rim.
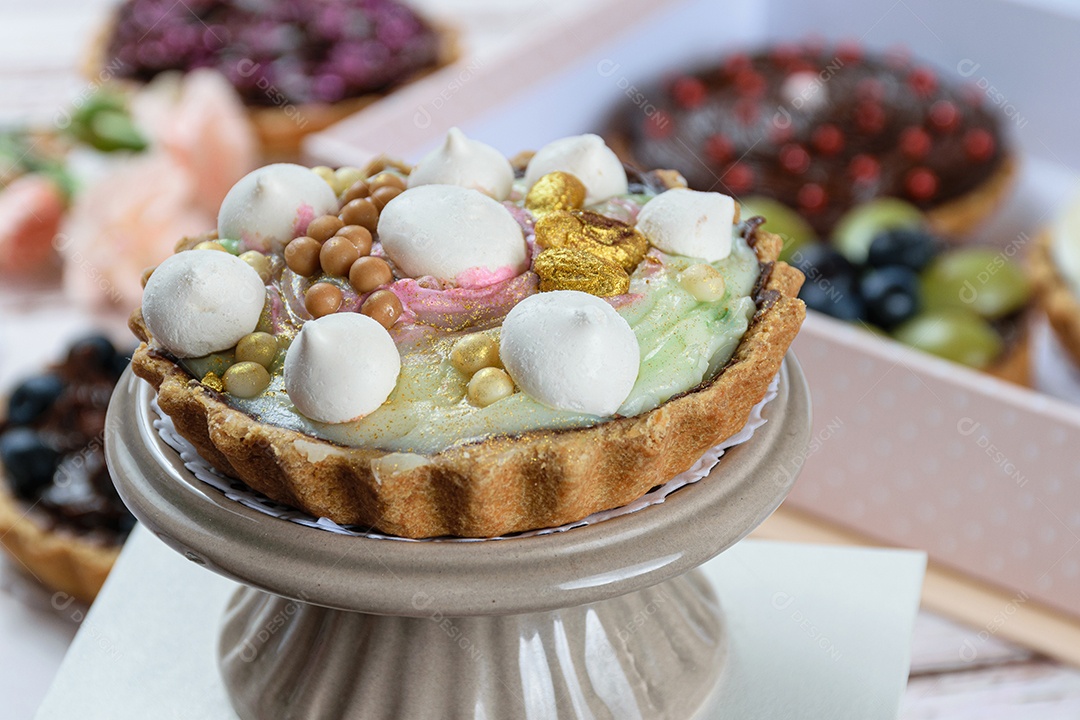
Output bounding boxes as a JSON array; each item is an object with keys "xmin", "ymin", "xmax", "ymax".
[{"xmin": 106, "ymin": 355, "xmax": 811, "ymax": 616}]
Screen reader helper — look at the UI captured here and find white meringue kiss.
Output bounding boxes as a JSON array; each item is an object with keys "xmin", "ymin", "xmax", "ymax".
[
  {"xmin": 524, "ymin": 134, "xmax": 629, "ymax": 205},
  {"xmin": 283, "ymin": 313, "xmax": 401, "ymax": 424},
  {"xmin": 218, "ymin": 163, "xmax": 339, "ymax": 253},
  {"xmin": 377, "ymin": 185, "xmax": 527, "ymax": 283},
  {"xmin": 407, "ymin": 128, "xmax": 514, "ymax": 200},
  {"xmin": 499, "ymin": 291, "xmax": 639, "ymax": 416},
  {"xmin": 636, "ymin": 189, "xmax": 735, "ymax": 262},
  {"xmin": 142, "ymin": 249, "xmax": 266, "ymax": 358}
]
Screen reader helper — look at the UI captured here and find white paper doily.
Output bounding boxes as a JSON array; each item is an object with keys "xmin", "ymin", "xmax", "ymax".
[{"xmin": 152, "ymin": 369, "xmax": 781, "ymax": 542}]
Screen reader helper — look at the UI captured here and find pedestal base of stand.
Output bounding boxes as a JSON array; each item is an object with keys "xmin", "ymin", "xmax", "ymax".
[{"xmin": 219, "ymin": 570, "xmax": 725, "ymax": 720}]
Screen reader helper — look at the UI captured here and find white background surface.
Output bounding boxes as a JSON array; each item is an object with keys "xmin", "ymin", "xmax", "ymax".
[{"xmin": 33, "ymin": 529, "xmax": 926, "ymax": 720}]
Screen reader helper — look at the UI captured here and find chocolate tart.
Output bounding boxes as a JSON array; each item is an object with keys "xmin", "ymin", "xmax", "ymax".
[
  {"xmin": 1031, "ymin": 229, "xmax": 1080, "ymax": 366},
  {"xmin": 0, "ymin": 339, "xmax": 135, "ymax": 603},
  {"xmin": 86, "ymin": 0, "xmax": 459, "ymax": 158},
  {"xmin": 129, "ymin": 156, "xmax": 804, "ymax": 539},
  {"xmin": 606, "ymin": 42, "xmax": 1014, "ymax": 238}
]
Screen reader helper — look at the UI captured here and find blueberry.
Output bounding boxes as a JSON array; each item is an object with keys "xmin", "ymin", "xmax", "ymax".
[
  {"xmin": 790, "ymin": 243, "xmax": 856, "ymax": 281},
  {"xmin": 7, "ymin": 374, "xmax": 64, "ymax": 425},
  {"xmin": 867, "ymin": 228, "xmax": 941, "ymax": 272},
  {"xmin": 800, "ymin": 272, "xmax": 865, "ymax": 321},
  {"xmin": 116, "ymin": 512, "xmax": 137, "ymax": 536},
  {"xmin": 0, "ymin": 428, "xmax": 60, "ymax": 501},
  {"xmin": 859, "ymin": 267, "xmax": 921, "ymax": 329},
  {"xmin": 68, "ymin": 334, "xmax": 117, "ymax": 373}
]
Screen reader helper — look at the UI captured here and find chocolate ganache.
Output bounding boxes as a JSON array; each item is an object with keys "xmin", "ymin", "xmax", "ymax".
[{"xmin": 611, "ymin": 42, "xmax": 1006, "ymax": 236}]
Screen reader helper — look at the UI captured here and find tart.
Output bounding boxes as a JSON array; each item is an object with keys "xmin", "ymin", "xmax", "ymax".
[
  {"xmin": 779, "ymin": 200, "xmax": 1031, "ymax": 384},
  {"xmin": 606, "ymin": 41, "xmax": 1014, "ymax": 239},
  {"xmin": 92, "ymin": 0, "xmax": 457, "ymax": 157},
  {"xmin": 129, "ymin": 132, "xmax": 805, "ymax": 539},
  {"xmin": 0, "ymin": 336, "xmax": 136, "ymax": 604},
  {"xmin": 1031, "ymin": 200, "xmax": 1080, "ymax": 366}
]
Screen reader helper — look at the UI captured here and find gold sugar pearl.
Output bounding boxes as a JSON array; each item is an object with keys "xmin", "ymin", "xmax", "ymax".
[
  {"xmin": 340, "ymin": 198, "xmax": 379, "ymax": 232},
  {"xmin": 360, "ymin": 289, "xmax": 403, "ymax": 329},
  {"xmin": 312, "ymin": 166, "xmax": 337, "ymax": 189},
  {"xmin": 223, "ymin": 361, "xmax": 271, "ymax": 399},
  {"xmin": 534, "ymin": 210, "xmax": 648, "ymax": 272},
  {"xmin": 525, "ymin": 171, "xmax": 587, "ymax": 215},
  {"xmin": 333, "ymin": 167, "xmax": 366, "ymax": 195},
  {"xmin": 449, "ymin": 333, "xmax": 500, "ymax": 376},
  {"xmin": 349, "ymin": 256, "xmax": 393, "ymax": 293},
  {"xmin": 320, "ymin": 236, "xmax": 359, "ymax": 277},
  {"xmin": 732, "ymin": 201, "xmax": 741, "ymax": 225},
  {"xmin": 467, "ymin": 367, "xmax": 514, "ymax": 408},
  {"xmin": 370, "ymin": 185, "xmax": 403, "ymax": 210},
  {"xmin": 306, "ymin": 282, "xmax": 343, "ymax": 318},
  {"xmin": 238, "ymin": 250, "xmax": 271, "ymax": 283},
  {"xmin": 140, "ymin": 266, "xmax": 156, "ymax": 288},
  {"xmin": 194, "ymin": 240, "xmax": 228, "ymax": 252},
  {"xmin": 342, "ymin": 179, "xmax": 371, "ymax": 204},
  {"xmin": 235, "ymin": 332, "xmax": 278, "ymax": 369},
  {"xmin": 679, "ymin": 264, "xmax": 726, "ymax": 302},
  {"xmin": 285, "ymin": 236, "xmax": 322, "ymax": 276},
  {"xmin": 306, "ymin": 214, "xmax": 345, "ymax": 243},
  {"xmin": 337, "ymin": 225, "xmax": 373, "ymax": 255},
  {"xmin": 368, "ymin": 172, "xmax": 407, "ymax": 191},
  {"xmin": 533, "ymin": 247, "xmax": 630, "ymax": 297}
]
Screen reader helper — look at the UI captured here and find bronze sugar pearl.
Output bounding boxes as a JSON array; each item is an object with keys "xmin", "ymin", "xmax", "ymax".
[
  {"xmin": 336, "ymin": 225, "xmax": 373, "ymax": 255},
  {"xmin": 320, "ymin": 237, "xmax": 360, "ymax": 277},
  {"xmin": 306, "ymin": 214, "xmax": 345, "ymax": 243},
  {"xmin": 342, "ymin": 179, "xmax": 371, "ymax": 204},
  {"xmin": 361, "ymin": 289, "xmax": 403, "ymax": 329},
  {"xmin": 285, "ymin": 236, "xmax": 322, "ymax": 276},
  {"xmin": 305, "ymin": 282, "xmax": 343, "ymax": 318},
  {"xmin": 368, "ymin": 172, "xmax": 407, "ymax": 191},
  {"xmin": 140, "ymin": 266, "xmax": 156, "ymax": 288},
  {"xmin": 349, "ymin": 256, "xmax": 393, "ymax": 294},
  {"xmin": 339, "ymin": 198, "xmax": 379, "ymax": 232},
  {"xmin": 370, "ymin": 185, "xmax": 403, "ymax": 210}
]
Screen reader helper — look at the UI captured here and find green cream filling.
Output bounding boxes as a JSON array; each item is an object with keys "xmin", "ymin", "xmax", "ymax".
[{"xmin": 181, "ymin": 187, "xmax": 761, "ymax": 454}]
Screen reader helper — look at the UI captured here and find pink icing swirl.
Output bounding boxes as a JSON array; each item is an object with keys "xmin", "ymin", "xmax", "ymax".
[{"xmin": 388, "ymin": 271, "xmax": 539, "ymax": 333}]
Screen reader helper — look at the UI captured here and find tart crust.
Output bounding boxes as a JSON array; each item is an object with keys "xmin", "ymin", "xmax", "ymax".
[
  {"xmin": 130, "ymin": 227, "xmax": 804, "ymax": 539},
  {"xmin": 1031, "ymin": 228, "xmax": 1080, "ymax": 366},
  {"xmin": 924, "ymin": 155, "xmax": 1017, "ymax": 239},
  {"xmin": 0, "ymin": 480, "xmax": 118, "ymax": 604}
]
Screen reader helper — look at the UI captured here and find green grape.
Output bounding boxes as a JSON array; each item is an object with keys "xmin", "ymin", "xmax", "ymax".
[
  {"xmin": 833, "ymin": 198, "xmax": 924, "ymax": 264},
  {"xmin": 738, "ymin": 195, "xmax": 816, "ymax": 262},
  {"xmin": 892, "ymin": 308, "xmax": 1003, "ymax": 369},
  {"xmin": 921, "ymin": 248, "xmax": 1030, "ymax": 320}
]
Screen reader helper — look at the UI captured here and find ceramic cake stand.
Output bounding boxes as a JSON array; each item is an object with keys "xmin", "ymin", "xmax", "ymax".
[{"xmin": 105, "ymin": 356, "xmax": 810, "ymax": 720}]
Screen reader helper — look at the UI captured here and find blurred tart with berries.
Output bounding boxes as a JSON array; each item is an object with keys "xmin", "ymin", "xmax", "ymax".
[
  {"xmin": 127, "ymin": 131, "xmax": 805, "ymax": 539},
  {"xmin": 91, "ymin": 0, "xmax": 457, "ymax": 157},
  {"xmin": 0, "ymin": 336, "xmax": 136, "ymax": 604},
  {"xmin": 777, "ymin": 197, "xmax": 1031, "ymax": 383},
  {"xmin": 1031, "ymin": 196, "xmax": 1080, "ymax": 366},
  {"xmin": 607, "ymin": 41, "xmax": 1014, "ymax": 239}
]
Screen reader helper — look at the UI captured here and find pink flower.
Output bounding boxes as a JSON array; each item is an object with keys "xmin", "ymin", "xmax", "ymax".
[
  {"xmin": 0, "ymin": 174, "xmax": 65, "ymax": 275},
  {"xmin": 60, "ymin": 69, "xmax": 258, "ymax": 310},
  {"xmin": 60, "ymin": 153, "xmax": 210, "ymax": 311},
  {"xmin": 131, "ymin": 69, "xmax": 258, "ymax": 216}
]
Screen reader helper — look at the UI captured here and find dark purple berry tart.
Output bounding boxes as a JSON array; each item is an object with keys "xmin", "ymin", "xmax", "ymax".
[
  {"xmin": 0, "ymin": 335, "xmax": 135, "ymax": 603},
  {"xmin": 94, "ymin": 0, "xmax": 457, "ymax": 155},
  {"xmin": 607, "ymin": 41, "xmax": 1015, "ymax": 240}
]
